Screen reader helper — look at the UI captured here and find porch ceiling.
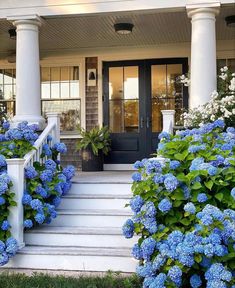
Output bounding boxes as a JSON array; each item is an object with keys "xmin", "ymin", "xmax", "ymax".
[{"xmin": 0, "ymin": 6, "xmax": 234, "ymax": 56}]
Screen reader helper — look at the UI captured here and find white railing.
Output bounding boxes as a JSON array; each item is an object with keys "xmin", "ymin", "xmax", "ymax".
[{"xmin": 6, "ymin": 112, "xmax": 60, "ymax": 249}]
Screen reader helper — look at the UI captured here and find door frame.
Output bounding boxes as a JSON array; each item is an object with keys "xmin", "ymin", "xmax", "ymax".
[{"xmin": 102, "ymin": 57, "xmax": 188, "ymax": 164}]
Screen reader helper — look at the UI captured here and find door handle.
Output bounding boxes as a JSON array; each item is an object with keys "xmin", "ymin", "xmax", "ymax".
[
  {"xmin": 146, "ymin": 116, "xmax": 152, "ymax": 128},
  {"xmin": 140, "ymin": 116, "xmax": 144, "ymax": 129}
]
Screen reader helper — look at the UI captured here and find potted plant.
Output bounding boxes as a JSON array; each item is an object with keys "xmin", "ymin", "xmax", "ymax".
[{"xmin": 77, "ymin": 126, "xmax": 111, "ymax": 171}]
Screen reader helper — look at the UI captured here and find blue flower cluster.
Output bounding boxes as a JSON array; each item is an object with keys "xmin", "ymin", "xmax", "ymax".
[{"xmin": 124, "ymin": 120, "xmax": 235, "ymax": 287}]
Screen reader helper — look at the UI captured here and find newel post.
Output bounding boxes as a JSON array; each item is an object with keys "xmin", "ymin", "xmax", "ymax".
[
  {"xmin": 46, "ymin": 112, "xmax": 61, "ymax": 144},
  {"xmin": 161, "ymin": 110, "xmax": 175, "ymax": 134},
  {"xmin": 6, "ymin": 159, "xmax": 25, "ymax": 249}
]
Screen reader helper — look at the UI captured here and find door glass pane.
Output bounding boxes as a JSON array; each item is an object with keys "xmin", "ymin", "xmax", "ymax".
[
  {"xmin": 124, "ymin": 67, "xmax": 139, "ymax": 133},
  {"xmin": 109, "ymin": 67, "xmax": 123, "ymax": 133},
  {"xmin": 167, "ymin": 64, "xmax": 183, "ymax": 125},
  {"xmin": 151, "ymin": 64, "xmax": 183, "ymax": 132},
  {"xmin": 151, "ymin": 65, "xmax": 166, "ymax": 132},
  {"xmin": 109, "ymin": 66, "xmax": 139, "ymax": 133}
]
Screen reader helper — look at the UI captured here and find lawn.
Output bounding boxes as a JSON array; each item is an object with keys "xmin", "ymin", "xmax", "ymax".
[{"xmin": 0, "ymin": 272, "xmax": 142, "ymax": 288}]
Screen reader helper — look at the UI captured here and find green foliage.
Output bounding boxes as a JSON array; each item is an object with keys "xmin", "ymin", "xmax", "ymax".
[{"xmin": 77, "ymin": 126, "xmax": 111, "ymax": 156}]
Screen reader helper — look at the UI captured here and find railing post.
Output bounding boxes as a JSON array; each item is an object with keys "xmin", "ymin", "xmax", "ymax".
[
  {"xmin": 46, "ymin": 112, "xmax": 61, "ymax": 144},
  {"xmin": 161, "ymin": 110, "xmax": 175, "ymax": 134},
  {"xmin": 6, "ymin": 159, "xmax": 25, "ymax": 249}
]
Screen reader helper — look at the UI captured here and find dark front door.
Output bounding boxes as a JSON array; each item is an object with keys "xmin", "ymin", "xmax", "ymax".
[{"xmin": 103, "ymin": 58, "xmax": 188, "ymax": 164}]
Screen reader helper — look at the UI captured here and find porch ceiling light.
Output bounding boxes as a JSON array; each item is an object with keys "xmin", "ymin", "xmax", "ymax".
[
  {"xmin": 225, "ymin": 15, "xmax": 235, "ymax": 27},
  {"xmin": 8, "ymin": 28, "xmax": 16, "ymax": 40},
  {"xmin": 114, "ymin": 23, "xmax": 134, "ymax": 35}
]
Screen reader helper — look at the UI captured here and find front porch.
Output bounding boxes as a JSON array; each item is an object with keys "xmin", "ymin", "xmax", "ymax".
[{"xmin": 0, "ymin": 2, "xmax": 234, "ymax": 167}]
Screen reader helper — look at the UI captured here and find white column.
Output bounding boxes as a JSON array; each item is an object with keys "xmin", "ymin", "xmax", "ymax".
[
  {"xmin": 187, "ymin": 3, "xmax": 220, "ymax": 108},
  {"xmin": 6, "ymin": 159, "xmax": 25, "ymax": 249},
  {"xmin": 9, "ymin": 15, "xmax": 45, "ymax": 129},
  {"xmin": 161, "ymin": 110, "xmax": 175, "ymax": 134}
]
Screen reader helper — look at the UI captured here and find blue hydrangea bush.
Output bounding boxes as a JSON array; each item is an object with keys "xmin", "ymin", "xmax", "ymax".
[
  {"xmin": 0, "ymin": 154, "xmax": 18, "ymax": 266},
  {"xmin": 123, "ymin": 120, "xmax": 235, "ymax": 288},
  {"xmin": 0, "ymin": 121, "xmax": 75, "ymax": 265}
]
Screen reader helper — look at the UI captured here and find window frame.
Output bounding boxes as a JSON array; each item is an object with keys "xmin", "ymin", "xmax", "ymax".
[{"xmin": 0, "ymin": 58, "xmax": 86, "ymax": 137}]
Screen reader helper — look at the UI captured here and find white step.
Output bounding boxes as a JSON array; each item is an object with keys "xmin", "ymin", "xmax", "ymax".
[
  {"xmin": 49, "ymin": 209, "xmax": 133, "ymax": 227},
  {"xmin": 70, "ymin": 183, "xmax": 132, "ymax": 195},
  {"xmin": 59, "ymin": 194, "xmax": 131, "ymax": 210},
  {"xmin": 5, "ymin": 246, "xmax": 137, "ymax": 272},
  {"xmin": 25, "ymin": 226, "xmax": 138, "ymax": 248}
]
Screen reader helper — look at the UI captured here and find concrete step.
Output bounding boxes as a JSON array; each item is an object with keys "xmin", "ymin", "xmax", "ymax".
[
  {"xmin": 5, "ymin": 245, "xmax": 137, "ymax": 272},
  {"xmin": 49, "ymin": 209, "xmax": 133, "ymax": 227},
  {"xmin": 25, "ymin": 226, "xmax": 138, "ymax": 248},
  {"xmin": 59, "ymin": 194, "xmax": 131, "ymax": 210},
  {"xmin": 70, "ymin": 183, "xmax": 132, "ymax": 195}
]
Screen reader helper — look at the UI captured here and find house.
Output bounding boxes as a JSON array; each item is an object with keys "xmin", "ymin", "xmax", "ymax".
[{"xmin": 0, "ymin": 0, "xmax": 234, "ymax": 272}]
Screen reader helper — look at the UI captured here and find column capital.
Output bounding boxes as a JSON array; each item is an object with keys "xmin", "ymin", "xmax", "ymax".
[
  {"xmin": 186, "ymin": 2, "xmax": 220, "ymax": 18},
  {"xmin": 7, "ymin": 14, "xmax": 44, "ymax": 27}
]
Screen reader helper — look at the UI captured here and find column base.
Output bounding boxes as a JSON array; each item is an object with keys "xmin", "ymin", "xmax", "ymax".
[{"xmin": 12, "ymin": 115, "xmax": 46, "ymax": 130}]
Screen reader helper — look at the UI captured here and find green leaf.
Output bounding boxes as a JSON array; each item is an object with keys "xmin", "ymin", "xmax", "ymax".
[
  {"xmin": 205, "ymin": 180, "xmax": 213, "ymax": 190},
  {"xmin": 215, "ymin": 193, "xmax": 224, "ymax": 201},
  {"xmin": 191, "ymin": 182, "xmax": 202, "ymax": 190},
  {"xmin": 180, "ymin": 219, "xmax": 191, "ymax": 226}
]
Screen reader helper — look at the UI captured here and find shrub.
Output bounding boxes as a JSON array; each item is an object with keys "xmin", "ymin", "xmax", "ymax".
[
  {"xmin": 124, "ymin": 120, "xmax": 235, "ymax": 287},
  {"xmin": 0, "ymin": 121, "xmax": 75, "ymax": 265}
]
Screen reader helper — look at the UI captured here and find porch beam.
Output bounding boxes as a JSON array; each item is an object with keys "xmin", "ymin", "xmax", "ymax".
[
  {"xmin": 187, "ymin": 3, "xmax": 220, "ymax": 108},
  {"xmin": 7, "ymin": 15, "xmax": 45, "ymax": 129}
]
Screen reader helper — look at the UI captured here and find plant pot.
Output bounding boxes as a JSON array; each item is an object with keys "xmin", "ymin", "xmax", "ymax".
[{"xmin": 81, "ymin": 146, "xmax": 103, "ymax": 171}]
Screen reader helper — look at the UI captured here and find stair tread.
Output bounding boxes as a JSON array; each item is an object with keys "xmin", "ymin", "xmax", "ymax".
[
  {"xmin": 26, "ymin": 226, "xmax": 130, "ymax": 235},
  {"xmin": 72, "ymin": 171, "xmax": 133, "ymax": 184},
  {"xmin": 57, "ymin": 209, "xmax": 132, "ymax": 216},
  {"xmin": 63, "ymin": 193, "xmax": 132, "ymax": 199},
  {"xmin": 19, "ymin": 245, "xmax": 132, "ymax": 257}
]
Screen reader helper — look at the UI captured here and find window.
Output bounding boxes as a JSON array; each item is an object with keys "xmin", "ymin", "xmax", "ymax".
[
  {"xmin": 41, "ymin": 66, "xmax": 80, "ymax": 133},
  {"xmin": 217, "ymin": 58, "xmax": 235, "ymax": 73},
  {"xmin": 0, "ymin": 66, "xmax": 81, "ymax": 133},
  {"xmin": 0, "ymin": 69, "xmax": 16, "ymax": 119}
]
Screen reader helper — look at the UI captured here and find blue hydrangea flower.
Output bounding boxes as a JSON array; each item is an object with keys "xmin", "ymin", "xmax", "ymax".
[
  {"xmin": 170, "ymin": 160, "xmax": 181, "ymax": 170},
  {"xmin": 53, "ymin": 142, "xmax": 67, "ymax": 154},
  {"xmin": 141, "ymin": 201, "xmax": 156, "ymax": 218},
  {"xmin": 130, "ymin": 195, "xmax": 144, "ymax": 213},
  {"xmin": 34, "ymin": 212, "xmax": 45, "ymax": 224},
  {"xmin": 0, "ymin": 155, "xmax": 6, "ymax": 167},
  {"xmin": 132, "ymin": 172, "xmax": 142, "ymax": 182},
  {"xmin": 158, "ymin": 131, "xmax": 170, "ymax": 140},
  {"xmin": 0, "ymin": 196, "xmax": 5, "ymax": 205},
  {"xmin": 2, "ymin": 121, "xmax": 10, "ymax": 130},
  {"xmin": 158, "ymin": 198, "xmax": 172, "ymax": 213},
  {"xmin": 164, "ymin": 174, "xmax": 178, "ymax": 192},
  {"xmin": 62, "ymin": 165, "xmax": 76, "ymax": 180},
  {"xmin": 167, "ymin": 265, "xmax": 182, "ymax": 285},
  {"xmin": 133, "ymin": 160, "xmax": 144, "ymax": 169},
  {"xmin": 45, "ymin": 159, "xmax": 57, "ymax": 172},
  {"xmin": 22, "ymin": 193, "xmax": 32, "ymax": 205},
  {"xmin": 122, "ymin": 219, "xmax": 134, "ymax": 239},
  {"xmin": 40, "ymin": 169, "xmax": 53, "ymax": 182},
  {"xmin": 42, "ymin": 143, "xmax": 52, "ymax": 156},
  {"xmin": 24, "ymin": 219, "xmax": 33, "ymax": 228},
  {"xmin": 208, "ymin": 166, "xmax": 218, "ymax": 176},
  {"xmin": 132, "ymin": 244, "xmax": 143, "ymax": 260},
  {"xmin": 141, "ymin": 237, "xmax": 156, "ymax": 260},
  {"xmin": 197, "ymin": 193, "xmax": 208, "ymax": 203},
  {"xmin": 25, "ymin": 166, "xmax": 38, "ymax": 179},
  {"xmin": 1, "ymin": 220, "xmax": 10, "ymax": 231},
  {"xmin": 184, "ymin": 202, "xmax": 196, "ymax": 214},
  {"xmin": 30, "ymin": 199, "xmax": 43, "ymax": 211},
  {"xmin": 231, "ymin": 188, "xmax": 235, "ymax": 200}
]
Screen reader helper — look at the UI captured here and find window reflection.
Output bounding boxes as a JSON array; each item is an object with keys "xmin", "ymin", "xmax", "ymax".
[{"xmin": 109, "ymin": 66, "xmax": 139, "ymax": 133}]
